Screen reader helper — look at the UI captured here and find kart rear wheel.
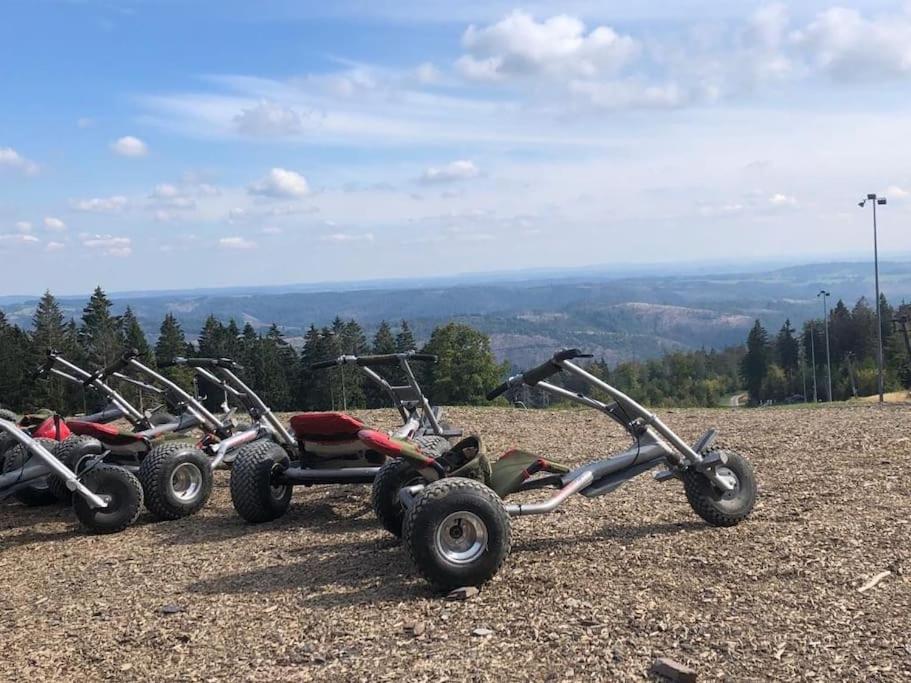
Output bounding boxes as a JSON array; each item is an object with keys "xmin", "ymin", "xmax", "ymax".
[
  {"xmin": 1, "ymin": 438, "xmax": 60, "ymax": 507},
  {"xmin": 138, "ymin": 442, "xmax": 213, "ymax": 520},
  {"xmin": 229, "ymin": 440, "xmax": 292, "ymax": 523},
  {"xmin": 402, "ymin": 477, "xmax": 511, "ymax": 592},
  {"xmin": 73, "ymin": 464, "xmax": 143, "ymax": 534},
  {"xmin": 48, "ymin": 435, "xmax": 106, "ymax": 503},
  {"xmin": 372, "ymin": 459, "xmax": 424, "ymax": 538},
  {"xmin": 683, "ymin": 449, "xmax": 756, "ymax": 527}
]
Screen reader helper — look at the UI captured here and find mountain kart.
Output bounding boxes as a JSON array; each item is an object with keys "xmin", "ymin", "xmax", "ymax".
[
  {"xmin": 227, "ymin": 351, "xmax": 459, "ymax": 523},
  {"xmin": 0, "ymin": 418, "xmax": 142, "ymax": 533},
  {"xmin": 366, "ymin": 349, "xmax": 757, "ymax": 591},
  {"xmin": 36, "ymin": 350, "xmax": 247, "ymax": 520}
]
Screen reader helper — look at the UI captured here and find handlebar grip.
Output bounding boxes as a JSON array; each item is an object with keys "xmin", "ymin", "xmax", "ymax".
[
  {"xmin": 87, "ymin": 348, "xmax": 138, "ymax": 385},
  {"xmin": 486, "ymin": 381, "xmax": 510, "ymax": 401},
  {"xmin": 310, "ymin": 359, "xmax": 339, "ymax": 370},
  {"xmin": 409, "ymin": 354, "xmax": 438, "ymax": 363}
]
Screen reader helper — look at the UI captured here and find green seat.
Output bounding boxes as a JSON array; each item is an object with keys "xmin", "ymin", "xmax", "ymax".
[{"xmin": 488, "ymin": 449, "xmax": 570, "ymax": 497}]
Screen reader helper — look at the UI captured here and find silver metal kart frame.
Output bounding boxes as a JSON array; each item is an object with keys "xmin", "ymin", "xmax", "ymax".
[
  {"xmin": 399, "ymin": 348, "xmax": 734, "ymax": 518},
  {"xmin": 0, "ymin": 418, "xmax": 107, "ymax": 509},
  {"xmin": 311, "ymin": 351, "xmax": 461, "ymax": 440}
]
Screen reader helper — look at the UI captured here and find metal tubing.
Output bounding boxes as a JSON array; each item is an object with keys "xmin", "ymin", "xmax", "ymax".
[
  {"xmin": 0, "ymin": 419, "xmax": 108, "ymax": 508},
  {"xmin": 400, "ymin": 358, "xmax": 441, "ymax": 435},
  {"xmin": 52, "ymin": 356, "xmax": 145, "ymax": 424},
  {"xmin": 208, "ymin": 428, "xmax": 263, "ymax": 470},
  {"xmin": 278, "ymin": 466, "xmax": 379, "ymax": 485},
  {"xmin": 504, "ymin": 470, "xmax": 594, "ymax": 516},
  {"xmin": 128, "ymin": 358, "xmax": 223, "ymax": 431},
  {"xmin": 195, "ymin": 367, "xmax": 245, "ymax": 398},
  {"xmin": 359, "ymin": 365, "xmax": 408, "ymax": 422},
  {"xmin": 218, "ymin": 368, "xmax": 295, "ymax": 446}
]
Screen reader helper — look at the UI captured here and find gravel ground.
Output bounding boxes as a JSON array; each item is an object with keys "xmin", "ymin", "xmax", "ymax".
[{"xmin": 1, "ymin": 404, "xmax": 910, "ymax": 682}]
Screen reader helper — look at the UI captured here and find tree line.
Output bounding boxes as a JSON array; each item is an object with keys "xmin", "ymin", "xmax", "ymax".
[
  {"xmin": 0, "ymin": 288, "xmax": 506, "ymax": 416},
  {"xmin": 740, "ymin": 295, "xmax": 911, "ymax": 404}
]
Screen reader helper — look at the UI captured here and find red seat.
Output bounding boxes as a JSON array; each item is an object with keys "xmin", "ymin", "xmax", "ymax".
[
  {"xmin": 289, "ymin": 412, "xmax": 365, "ymax": 440},
  {"xmin": 66, "ymin": 420, "xmax": 148, "ymax": 447}
]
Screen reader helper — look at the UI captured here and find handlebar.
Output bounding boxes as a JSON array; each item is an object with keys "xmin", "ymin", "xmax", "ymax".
[
  {"xmin": 161, "ymin": 357, "xmax": 241, "ymax": 370},
  {"xmin": 310, "ymin": 352, "xmax": 437, "ymax": 371},
  {"xmin": 31, "ymin": 349, "xmax": 58, "ymax": 380},
  {"xmin": 486, "ymin": 349, "xmax": 594, "ymax": 401}
]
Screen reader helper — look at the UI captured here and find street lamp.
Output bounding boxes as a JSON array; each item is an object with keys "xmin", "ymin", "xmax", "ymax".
[
  {"xmin": 818, "ymin": 290, "xmax": 833, "ymax": 402},
  {"xmin": 858, "ymin": 193, "xmax": 887, "ymax": 403}
]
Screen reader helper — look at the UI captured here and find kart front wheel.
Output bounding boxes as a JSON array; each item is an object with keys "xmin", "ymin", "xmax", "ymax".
[
  {"xmin": 73, "ymin": 464, "xmax": 143, "ymax": 534},
  {"xmin": 402, "ymin": 477, "xmax": 511, "ymax": 592},
  {"xmin": 683, "ymin": 449, "xmax": 756, "ymax": 527},
  {"xmin": 229, "ymin": 440, "xmax": 292, "ymax": 523},
  {"xmin": 138, "ymin": 442, "xmax": 213, "ymax": 520}
]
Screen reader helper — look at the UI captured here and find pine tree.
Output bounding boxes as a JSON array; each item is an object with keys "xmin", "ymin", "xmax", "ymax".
[
  {"xmin": 740, "ymin": 320, "xmax": 770, "ymax": 404},
  {"xmin": 395, "ymin": 320, "xmax": 416, "ymax": 352},
  {"xmin": 79, "ymin": 286, "xmax": 122, "ymax": 367},
  {"xmin": 366, "ymin": 321, "xmax": 397, "ymax": 407},
  {"xmin": 120, "ymin": 307, "xmax": 152, "ymax": 361},
  {"xmin": 155, "ymin": 313, "xmax": 194, "ymax": 391},
  {"xmin": 775, "ymin": 319, "xmax": 799, "ymax": 390}
]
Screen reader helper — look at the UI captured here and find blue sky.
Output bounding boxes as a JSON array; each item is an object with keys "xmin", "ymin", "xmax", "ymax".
[{"xmin": 2, "ymin": 0, "xmax": 911, "ymax": 294}]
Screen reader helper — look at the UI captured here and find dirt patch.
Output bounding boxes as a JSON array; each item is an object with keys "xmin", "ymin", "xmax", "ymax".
[{"xmin": 2, "ymin": 405, "xmax": 910, "ymax": 681}]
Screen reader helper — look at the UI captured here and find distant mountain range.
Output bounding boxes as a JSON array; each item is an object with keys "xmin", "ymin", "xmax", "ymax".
[{"xmin": 4, "ymin": 260, "xmax": 910, "ymax": 369}]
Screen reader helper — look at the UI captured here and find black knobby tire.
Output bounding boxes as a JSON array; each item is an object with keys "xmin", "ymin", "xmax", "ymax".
[
  {"xmin": 137, "ymin": 441, "xmax": 213, "ymax": 520},
  {"xmin": 229, "ymin": 440, "xmax": 292, "ymax": 523},
  {"xmin": 148, "ymin": 410, "xmax": 178, "ymax": 427},
  {"xmin": 72, "ymin": 463, "xmax": 143, "ymax": 534},
  {"xmin": 413, "ymin": 434, "xmax": 451, "ymax": 457},
  {"xmin": 1, "ymin": 438, "xmax": 60, "ymax": 507},
  {"xmin": 683, "ymin": 449, "xmax": 756, "ymax": 527},
  {"xmin": 47, "ymin": 435, "xmax": 106, "ymax": 503},
  {"xmin": 402, "ymin": 477, "xmax": 511, "ymax": 592},
  {"xmin": 372, "ymin": 459, "xmax": 424, "ymax": 538},
  {"xmin": 0, "ymin": 408, "xmax": 20, "ymax": 422}
]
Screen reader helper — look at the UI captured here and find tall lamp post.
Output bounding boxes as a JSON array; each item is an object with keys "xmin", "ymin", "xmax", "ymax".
[
  {"xmin": 818, "ymin": 290, "xmax": 833, "ymax": 402},
  {"xmin": 858, "ymin": 194, "xmax": 887, "ymax": 403}
]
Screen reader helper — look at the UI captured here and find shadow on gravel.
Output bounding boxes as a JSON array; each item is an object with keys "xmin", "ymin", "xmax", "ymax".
[
  {"xmin": 513, "ymin": 519, "xmax": 704, "ymax": 555},
  {"xmin": 149, "ymin": 501, "xmax": 377, "ymax": 547},
  {"xmin": 0, "ymin": 526, "xmax": 77, "ymax": 549},
  {"xmin": 185, "ymin": 537, "xmax": 429, "ymax": 606}
]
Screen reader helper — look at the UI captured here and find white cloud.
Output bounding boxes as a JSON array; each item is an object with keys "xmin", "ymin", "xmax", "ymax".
[
  {"xmin": 218, "ymin": 236, "xmax": 257, "ymax": 249},
  {"xmin": 44, "ymin": 217, "xmax": 66, "ymax": 231},
  {"xmin": 77, "ymin": 117, "xmax": 95, "ymax": 129},
  {"xmin": 886, "ymin": 185, "xmax": 910, "ymax": 199},
  {"xmin": 321, "ymin": 232, "xmax": 375, "ymax": 243},
  {"xmin": 234, "ymin": 100, "xmax": 314, "ymax": 136},
  {"xmin": 15, "ymin": 221, "xmax": 32, "ymax": 233},
  {"xmin": 249, "ymin": 168, "xmax": 310, "ymax": 198},
  {"xmin": 569, "ymin": 80, "xmax": 688, "ymax": 109},
  {"xmin": 0, "ymin": 233, "xmax": 40, "ymax": 246},
  {"xmin": 81, "ymin": 234, "xmax": 132, "ymax": 257},
  {"xmin": 792, "ymin": 7, "xmax": 911, "ymax": 81},
  {"xmin": 415, "ymin": 62, "xmax": 441, "ymax": 84},
  {"xmin": 45, "ymin": 241, "xmax": 65, "ymax": 252},
  {"xmin": 458, "ymin": 11, "xmax": 640, "ymax": 81},
  {"xmin": 261, "ymin": 226, "xmax": 283, "ymax": 235},
  {"xmin": 72, "ymin": 195, "xmax": 129, "ymax": 213},
  {"xmin": 111, "ymin": 135, "xmax": 148, "ymax": 157},
  {"xmin": 0, "ymin": 147, "xmax": 39, "ymax": 175},
  {"xmin": 769, "ymin": 193, "xmax": 798, "ymax": 207},
  {"xmin": 421, "ymin": 160, "xmax": 480, "ymax": 184}
]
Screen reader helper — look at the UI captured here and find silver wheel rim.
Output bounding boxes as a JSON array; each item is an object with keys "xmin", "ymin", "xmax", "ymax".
[
  {"xmin": 435, "ymin": 511, "xmax": 488, "ymax": 564},
  {"xmin": 170, "ymin": 462, "xmax": 203, "ymax": 502},
  {"xmin": 269, "ymin": 464, "xmax": 288, "ymax": 501},
  {"xmin": 714, "ymin": 466, "xmax": 740, "ymax": 500}
]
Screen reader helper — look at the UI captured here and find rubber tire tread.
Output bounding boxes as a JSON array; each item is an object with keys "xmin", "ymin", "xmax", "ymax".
[
  {"xmin": 402, "ymin": 477, "xmax": 511, "ymax": 592},
  {"xmin": 682, "ymin": 449, "xmax": 756, "ymax": 527},
  {"xmin": 137, "ymin": 441, "xmax": 213, "ymax": 520},
  {"xmin": 72, "ymin": 464, "xmax": 143, "ymax": 534},
  {"xmin": 229, "ymin": 439, "xmax": 292, "ymax": 523},
  {"xmin": 372, "ymin": 458, "xmax": 422, "ymax": 538}
]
